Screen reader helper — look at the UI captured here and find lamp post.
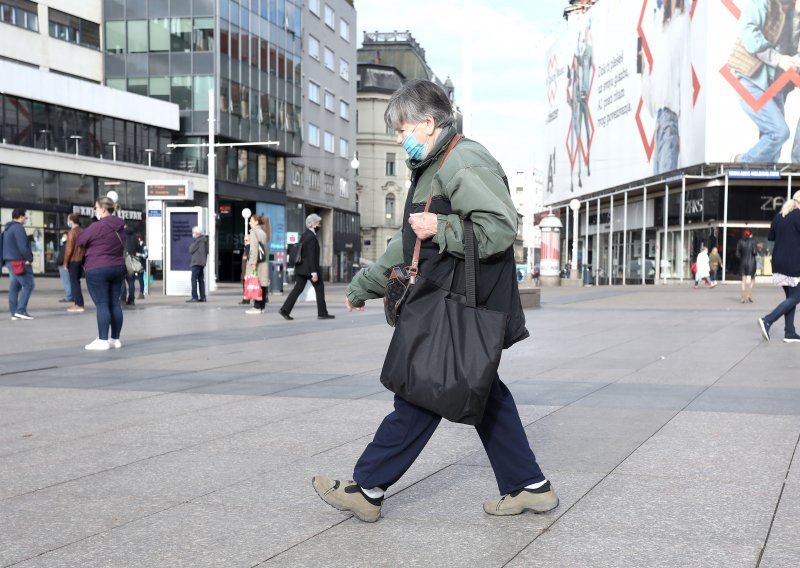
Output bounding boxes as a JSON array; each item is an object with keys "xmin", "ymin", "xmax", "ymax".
[
  {"xmin": 167, "ymin": 88, "xmax": 278, "ymax": 294},
  {"xmin": 569, "ymin": 198, "xmax": 581, "ymax": 280}
]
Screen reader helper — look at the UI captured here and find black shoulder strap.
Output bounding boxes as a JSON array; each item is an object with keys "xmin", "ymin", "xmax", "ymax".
[{"xmin": 464, "ymin": 220, "xmax": 479, "ymax": 308}]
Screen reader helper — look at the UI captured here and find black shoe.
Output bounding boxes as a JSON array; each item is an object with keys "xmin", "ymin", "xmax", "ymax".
[
  {"xmin": 199, "ymin": 298, "xmax": 206, "ymax": 302},
  {"xmin": 758, "ymin": 318, "xmax": 771, "ymax": 342},
  {"xmin": 279, "ymin": 309, "xmax": 294, "ymax": 321},
  {"xmin": 318, "ymin": 314, "xmax": 335, "ymax": 320},
  {"xmin": 126, "ymin": 300, "xmax": 135, "ymax": 306},
  {"xmin": 186, "ymin": 298, "xmax": 198, "ymax": 303},
  {"xmin": 58, "ymin": 298, "xmax": 71, "ymax": 303},
  {"xmin": 240, "ymin": 299, "xmax": 250, "ymax": 305},
  {"xmin": 137, "ymin": 294, "xmax": 145, "ymax": 299}
]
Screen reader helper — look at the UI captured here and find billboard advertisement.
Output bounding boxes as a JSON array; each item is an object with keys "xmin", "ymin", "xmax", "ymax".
[{"xmin": 544, "ymin": 0, "xmax": 800, "ymax": 205}]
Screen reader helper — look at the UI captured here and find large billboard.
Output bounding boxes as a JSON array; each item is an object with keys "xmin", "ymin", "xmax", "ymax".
[{"xmin": 544, "ymin": 0, "xmax": 800, "ymax": 205}]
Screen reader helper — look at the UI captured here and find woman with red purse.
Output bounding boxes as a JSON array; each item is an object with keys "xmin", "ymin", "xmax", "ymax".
[{"xmin": 245, "ymin": 214, "xmax": 271, "ymax": 314}]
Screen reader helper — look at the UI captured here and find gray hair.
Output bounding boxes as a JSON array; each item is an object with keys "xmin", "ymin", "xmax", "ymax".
[
  {"xmin": 781, "ymin": 190, "xmax": 800, "ymax": 217},
  {"xmin": 305, "ymin": 213, "xmax": 322, "ymax": 228},
  {"xmin": 191, "ymin": 226, "xmax": 202, "ymax": 236},
  {"xmin": 384, "ymin": 79, "xmax": 455, "ymax": 131}
]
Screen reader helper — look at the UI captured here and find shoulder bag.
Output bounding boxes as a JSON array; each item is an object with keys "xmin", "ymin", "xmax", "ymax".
[
  {"xmin": 379, "ymin": 219, "xmax": 508, "ymax": 426},
  {"xmin": 115, "ymin": 231, "xmax": 142, "ymax": 275}
]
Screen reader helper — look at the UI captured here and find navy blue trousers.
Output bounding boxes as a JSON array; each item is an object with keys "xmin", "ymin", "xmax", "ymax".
[{"xmin": 353, "ymin": 376, "xmax": 545, "ymax": 495}]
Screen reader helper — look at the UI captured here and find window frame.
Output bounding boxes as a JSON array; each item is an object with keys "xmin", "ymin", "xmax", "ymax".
[
  {"xmin": 323, "ymin": 4, "xmax": 334, "ymax": 29},
  {"xmin": 308, "ymin": 80, "xmax": 320, "ymax": 104},
  {"xmin": 323, "ymin": 47, "xmax": 334, "ymax": 71},
  {"xmin": 339, "ymin": 99, "xmax": 349, "ymax": 120},
  {"xmin": 308, "ymin": 123, "xmax": 320, "ymax": 147},
  {"xmin": 339, "ymin": 18, "xmax": 349, "ymax": 42},
  {"xmin": 308, "ymin": 35, "xmax": 320, "ymax": 60},
  {"xmin": 323, "ymin": 130, "xmax": 334, "ymax": 154},
  {"xmin": 323, "ymin": 90, "xmax": 334, "ymax": 113}
]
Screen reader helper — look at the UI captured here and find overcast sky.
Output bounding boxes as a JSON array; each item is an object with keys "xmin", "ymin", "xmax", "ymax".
[{"xmin": 355, "ymin": 0, "xmax": 566, "ymax": 173}]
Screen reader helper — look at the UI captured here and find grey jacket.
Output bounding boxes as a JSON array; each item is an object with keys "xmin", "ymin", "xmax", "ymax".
[{"xmin": 189, "ymin": 235, "xmax": 208, "ymax": 267}]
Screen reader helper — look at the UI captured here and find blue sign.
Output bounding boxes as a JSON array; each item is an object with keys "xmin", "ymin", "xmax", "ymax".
[
  {"xmin": 148, "ymin": 210, "xmax": 162, "ymax": 217},
  {"xmin": 170, "ymin": 212, "xmax": 197, "ymax": 271},
  {"xmin": 256, "ymin": 203, "xmax": 286, "ymax": 253},
  {"xmin": 727, "ymin": 169, "xmax": 781, "ymax": 180}
]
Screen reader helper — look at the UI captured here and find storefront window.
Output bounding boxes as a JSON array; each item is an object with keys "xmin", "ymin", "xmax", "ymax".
[{"xmin": 60, "ymin": 173, "xmax": 94, "ymax": 207}]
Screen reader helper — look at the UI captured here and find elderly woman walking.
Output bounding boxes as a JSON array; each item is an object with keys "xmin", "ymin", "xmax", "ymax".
[
  {"xmin": 312, "ymin": 79, "xmax": 557, "ymax": 522},
  {"xmin": 758, "ymin": 190, "xmax": 800, "ymax": 343}
]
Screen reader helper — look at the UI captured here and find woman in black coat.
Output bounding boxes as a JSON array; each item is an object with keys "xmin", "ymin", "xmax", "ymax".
[{"xmin": 758, "ymin": 190, "xmax": 800, "ymax": 342}]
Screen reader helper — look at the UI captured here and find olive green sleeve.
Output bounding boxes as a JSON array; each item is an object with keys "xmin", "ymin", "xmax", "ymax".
[
  {"xmin": 345, "ymin": 229, "xmax": 405, "ymax": 306},
  {"xmin": 432, "ymin": 166, "xmax": 517, "ymax": 259}
]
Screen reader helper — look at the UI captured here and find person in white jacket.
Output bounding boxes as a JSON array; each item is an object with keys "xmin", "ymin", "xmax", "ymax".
[{"xmin": 694, "ymin": 245, "xmax": 716, "ymax": 289}]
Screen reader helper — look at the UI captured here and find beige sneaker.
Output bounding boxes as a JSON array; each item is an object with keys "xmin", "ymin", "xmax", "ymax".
[
  {"xmin": 312, "ymin": 476, "xmax": 382, "ymax": 522},
  {"xmin": 245, "ymin": 308, "xmax": 264, "ymax": 315},
  {"xmin": 67, "ymin": 306, "xmax": 85, "ymax": 313},
  {"xmin": 483, "ymin": 481, "xmax": 559, "ymax": 516}
]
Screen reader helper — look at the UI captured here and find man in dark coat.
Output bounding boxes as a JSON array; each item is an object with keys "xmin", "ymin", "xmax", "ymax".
[
  {"xmin": 279, "ymin": 213, "xmax": 334, "ymax": 320},
  {"xmin": 188, "ymin": 226, "xmax": 208, "ymax": 302},
  {"xmin": 1, "ymin": 209, "xmax": 36, "ymax": 320}
]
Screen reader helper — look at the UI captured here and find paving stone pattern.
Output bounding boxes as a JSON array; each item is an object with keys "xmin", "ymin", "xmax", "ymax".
[{"xmin": 0, "ymin": 279, "xmax": 798, "ymax": 567}]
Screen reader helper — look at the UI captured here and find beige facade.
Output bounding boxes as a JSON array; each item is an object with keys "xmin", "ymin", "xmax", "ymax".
[{"xmin": 355, "ymin": 92, "xmax": 409, "ymax": 262}]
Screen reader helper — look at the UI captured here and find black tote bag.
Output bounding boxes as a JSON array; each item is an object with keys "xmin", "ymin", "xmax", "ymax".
[{"xmin": 379, "ymin": 221, "xmax": 508, "ymax": 426}]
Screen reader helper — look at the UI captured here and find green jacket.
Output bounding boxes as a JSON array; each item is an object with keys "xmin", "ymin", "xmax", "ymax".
[{"xmin": 346, "ymin": 129, "xmax": 517, "ymax": 307}]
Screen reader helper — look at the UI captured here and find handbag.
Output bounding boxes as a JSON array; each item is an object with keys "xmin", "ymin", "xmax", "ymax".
[
  {"xmin": 379, "ymin": 220, "xmax": 508, "ymax": 426},
  {"xmin": 257, "ymin": 242, "xmax": 267, "ymax": 262},
  {"xmin": 384, "ymin": 134, "xmax": 462, "ymax": 327},
  {"xmin": 10, "ymin": 259, "xmax": 26, "ymax": 276},
  {"xmin": 125, "ymin": 253, "xmax": 143, "ymax": 275},
  {"xmin": 244, "ymin": 272, "xmax": 263, "ymax": 301}
]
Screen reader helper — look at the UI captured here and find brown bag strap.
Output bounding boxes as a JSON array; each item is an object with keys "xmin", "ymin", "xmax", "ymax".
[{"xmin": 409, "ymin": 133, "xmax": 463, "ymax": 283}]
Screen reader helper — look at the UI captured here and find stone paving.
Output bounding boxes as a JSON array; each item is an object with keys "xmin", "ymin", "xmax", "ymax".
[{"xmin": 0, "ymin": 276, "xmax": 799, "ymax": 567}]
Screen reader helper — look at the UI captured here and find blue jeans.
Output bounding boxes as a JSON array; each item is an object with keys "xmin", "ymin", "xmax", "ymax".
[
  {"xmin": 737, "ymin": 77, "xmax": 792, "ymax": 162},
  {"xmin": 86, "ymin": 265, "xmax": 125, "ymax": 340},
  {"xmin": 68, "ymin": 261, "xmax": 84, "ymax": 307},
  {"xmin": 763, "ymin": 285, "xmax": 800, "ymax": 336},
  {"xmin": 58, "ymin": 265, "xmax": 72, "ymax": 301},
  {"xmin": 7, "ymin": 263, "xmax": 35, "ymax": 316},
  {"xmin": 654, "ymin": 108, "xmax": 679, "ymax": 174},
  {"xmin": 191, "ymin": 265, "xmax": 206, "ymax": 300},
  {"xmin": 353, "ymin": 376, "xmax": 545, "ymax": 495}
]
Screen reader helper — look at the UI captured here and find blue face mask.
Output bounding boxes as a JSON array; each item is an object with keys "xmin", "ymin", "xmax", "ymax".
[{"xmin": 402, "ymin": 124, "xmax": 428, "ymax": 160}]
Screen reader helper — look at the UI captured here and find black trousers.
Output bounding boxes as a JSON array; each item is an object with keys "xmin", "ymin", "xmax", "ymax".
[
  {"xmin": 67, "ymin": 261, "xmax": 84, "ymax": 307},
  {"xmin": 191, "ymin": 265, "xmax": 206, "ymax": 300},
  {"xmin": 280, "ymin": 274, "xmax": 328, "ymax": 316}
]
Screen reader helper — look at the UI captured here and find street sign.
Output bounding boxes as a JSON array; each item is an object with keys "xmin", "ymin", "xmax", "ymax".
[{"xmin": 145, "ymin": 180, "xmax": 193, "ymax": 200}]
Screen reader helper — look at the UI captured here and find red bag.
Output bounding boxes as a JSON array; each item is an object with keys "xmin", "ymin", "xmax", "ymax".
[
  {"xmin": 691, "ymin": 262, "xmax": 697, "ymax": 273},
  {"xmin": 244, "ymin": 274, "xmax": 262, "ymax": 301},
  {"xmin": 10, "ymin": 260, "xmax": 26, "ymax": 276}
]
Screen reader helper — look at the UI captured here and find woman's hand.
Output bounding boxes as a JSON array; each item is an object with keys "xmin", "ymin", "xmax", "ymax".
[
  {"xmin": 408, "ymin": 212, "xmax": 437, "ymax": 240},
  {"xmin": 345, "ymin": 298, "xmax": 365, "ymax": 312}
]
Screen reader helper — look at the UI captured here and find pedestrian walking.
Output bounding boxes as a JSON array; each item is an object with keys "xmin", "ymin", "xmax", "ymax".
[
  {"xmin": 245, "ymin": 213, "xmax": 270, "ymax": 315},
  {"xmin": 64, "ymin": 213, "xmax": 85, "ymax": 313},
  {"xmin": 737, "ymin": 229, "xmax": 758, "ymax": 302},
  {"xmin": 312, "ymin": 79, "xmax": 556, "ymax": 522},
  {"xmin": 135, "ymin": 234, "xmax": 148, "ymax": 299},
  {"xmin": 56, "ymin": 232, "xmax": 73, "ymax": 303},
  {"xmin": 240, "ymin": 234, "xmax": 251, "ymax": 305},
  {"xmin": 187, "ymin": 226, "xmax": 208, "ymax": 303},
  {"xmin": 279, "ymin": 213, "xmax": 334, "ymax": 320},
  {"xmin": 758, "ymin": 190, "xmax": 800, "ymax": 343},
  {"xmin": 1, "ymin": 209, "xmax": 36, "ymax": 320},
  {"xmin": 694, "ymin": 245, "xmax": 716, "ymax": 289},
  {"xmin": 708, "ymin": 245, "xmax": 722, "ymax": 284},
  {"xmin": 77, "ymin": 196, "xmax": 126, "ymax": 351},
  {"xmin": 120, "ymin": 224, "xmax": 139, "ymax": 306}
]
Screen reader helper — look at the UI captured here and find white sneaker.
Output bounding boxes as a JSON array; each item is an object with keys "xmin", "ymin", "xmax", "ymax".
[
  {"xmin": 245, "ymin": 308, "xmax": 264, "ymax": 315},
  {"xmin": 108, "ymin": 338, "xmax": 122, "ymax": 349},
  {"xmin": 13, "ymin": 312, "xmax": 34, "ymax": 320},
  {"xmin": 85, "ymin": 338, "xmax": 111, "ymax": 351}
]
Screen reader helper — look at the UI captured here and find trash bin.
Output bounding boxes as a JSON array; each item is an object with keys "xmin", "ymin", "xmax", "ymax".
[
  {"xmin": 269, "ymin": 261, "xmax": 283, "ymax": 292},
  {"xmin": 583, "ymin": 266, "xmax": 593, "ymax": 286}
]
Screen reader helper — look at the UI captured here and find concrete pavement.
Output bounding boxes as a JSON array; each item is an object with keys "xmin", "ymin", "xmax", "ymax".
[{"xmin": 1, "ymin": 276, "xmax": 799, "ymax": 567}]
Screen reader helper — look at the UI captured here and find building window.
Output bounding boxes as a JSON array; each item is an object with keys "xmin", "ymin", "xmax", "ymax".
[
  {"xmin": 308, "ymin": 80, "xmax": 320, "ymax": 104},
  {"xmin": 171, "ymin": 18, "xmax": 192, "ymax": 52},
  {"xmin": 385, "ymin": 194, "xmax": 395, "ymax": 220},
  {"xmin": 293, "ymin": 168, "xmax": 303, "ymax": 185},
  {"xmin": 105, "ymin": 20, "xmax": 125, "ymax": 53},
  {"xmin": 323, "ymin": 131, "xmax": 334, "ymax": 153},
  {"xmin": 324, "ymin": 47, "xmax": 334, "ymax": 71},
  {"xmin": 386, "ymin": 153, "xmax": 396, "ymax": 176},
  {"xmin": 0, "ymin": 0, "xmax": 38, "ymax": 32},
  {"xmin": 309, "ymin": 169, "xmax": 320, "ymax": 190},
  {"xmin": 323, "ymin": 4, "xmax": 334, "ymax": 29},
  {"xmin": 309, "ymin": 0, "xmax": 320, "ymax": 16},
  {"xmin": 324, "ymin": 174, "xmax": 334, "ymax": 194},
  {"xmin": 339, "ymin": 99, "xmax": 349, "ymax": 120},
  {"xmin": 339, "ymin": 18, "xmax": 350, "ymax": 42},
  {"xmin": 339, "ymin": 138, "xmax": 348, "ymax": 158},
  {"xmin": 48, "ymin": 8, "xmax": 101, "ymax": 50},
  {"xmin": 339, "ymin": 58, "xmax": 349, "ymax": 81},
  {"xmin": 324, "ymin": 90, "xmax": 334, "ymax": 112},
  {"xmin": 308, "ymin": 123, "xmax": 320, "ymax": 147},
  {"xmin": 127, "ymin": 20, "xmax": 148, "ymax": 53},
  {"xmin": 193, "ymin": 17, "xmax": 214, "ymax": 51},
  {"xmin": 339, "ymin": 178, "xmax": 348, "ymax": 198},
  {"xmin": 308, "ymin": 35, "xmax": 319, "ymax": 60}
]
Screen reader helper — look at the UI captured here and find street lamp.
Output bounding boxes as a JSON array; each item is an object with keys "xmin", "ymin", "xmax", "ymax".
[
  {"xmin": 350, "ymin": 153, "xmax": 360, "ymax": 170},
  {"xmin": 167, "ymin": 88, "xmax": 278, "ymax": 294},
  {"xmin": 569, "ymin": 198, "xmax": 581, "ymax": 280}
]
